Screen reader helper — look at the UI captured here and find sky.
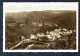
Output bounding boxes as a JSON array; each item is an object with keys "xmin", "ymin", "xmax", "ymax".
[{"xmin": 3, "ymin": 2, "xmax": 78, "ymax": 12}]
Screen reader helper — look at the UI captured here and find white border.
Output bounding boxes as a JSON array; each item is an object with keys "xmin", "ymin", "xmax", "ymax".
[{"xmin": 3, "ymin": 2, "xmax": 79, "ymax": 52}]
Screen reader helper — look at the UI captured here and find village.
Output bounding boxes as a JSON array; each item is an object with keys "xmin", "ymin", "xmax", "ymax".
[{"xmin": 10, "ymin": 24, "xmax": 76, "ymax": 50}]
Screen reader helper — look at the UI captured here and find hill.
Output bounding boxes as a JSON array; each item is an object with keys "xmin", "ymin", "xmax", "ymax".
[{"xmin": 5, "ymin": 10, "xmax": 76, "ymax": 49}]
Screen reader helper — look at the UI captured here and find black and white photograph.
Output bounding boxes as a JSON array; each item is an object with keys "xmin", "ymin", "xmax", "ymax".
[{"xmin": 3, "ymin": 2, "xmax": 78, "ymax": 52}]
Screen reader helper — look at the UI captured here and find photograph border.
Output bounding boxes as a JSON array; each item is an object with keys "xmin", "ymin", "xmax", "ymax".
[{"xmin": 3, "ymin": 2, "xmax": 79, "ymax": 52}]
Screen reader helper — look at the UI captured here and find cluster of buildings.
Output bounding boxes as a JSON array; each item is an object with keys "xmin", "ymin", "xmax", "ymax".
[{"xmin": 29, "ymin": 28, "xmax": 76, "ymax": 41}]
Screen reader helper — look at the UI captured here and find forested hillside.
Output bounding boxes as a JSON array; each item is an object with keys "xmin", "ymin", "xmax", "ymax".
[{"xmin": 5, "ymin": 10, "xmax": 76, "ymax": 49}]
